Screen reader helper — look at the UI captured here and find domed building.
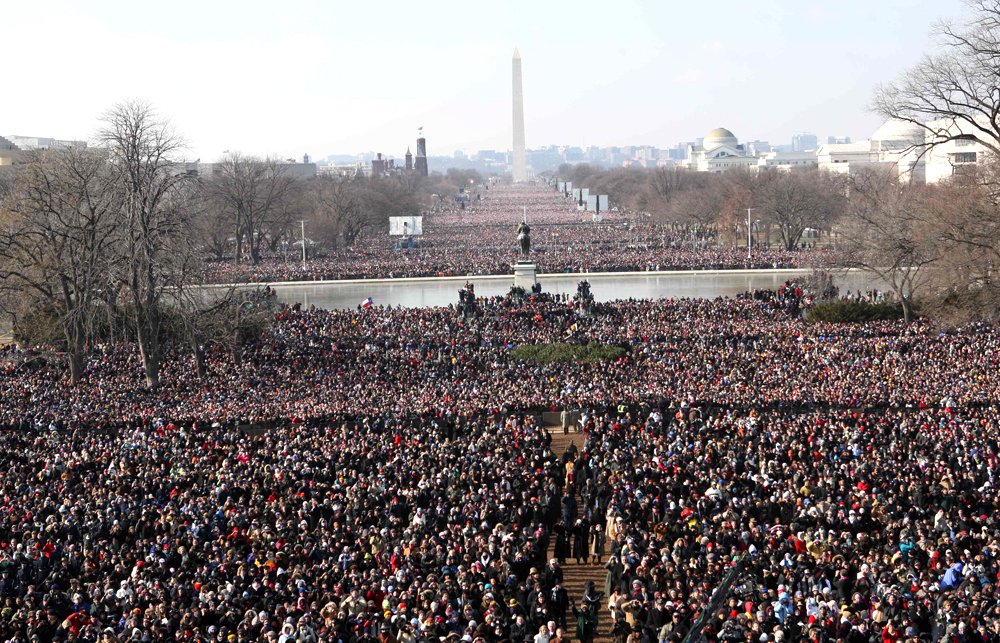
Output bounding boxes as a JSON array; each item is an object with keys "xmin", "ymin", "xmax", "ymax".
[
  {"xmin": 870, "ymin": 119, "xmax": 925, "ymax": 151},
  {"xmin": 684, "ymin": 127, "xmax": 760, "ymax": 172},
  {"xmin": 869, "ymin": 119, "xmax": 927, "ymax": 182},
  {"xmin": 702, "ymin": 127, "xmax": 739, "ymax": 150},
  {"xmin": 816, "ymin": 117, "xmax": 991, "ymax": 184}
]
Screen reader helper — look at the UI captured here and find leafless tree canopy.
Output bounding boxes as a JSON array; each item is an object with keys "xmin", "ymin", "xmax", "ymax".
[
  {"xmin": 0, "ymin": 100, "xmax": 491, "ymax": 385},
  {"xmin": 207, "ymin": 153, "xmax": 298, "ymax": 265},
  {"xmin": 757, "ymin": 170, "xmax": 845, "ymax": 251},
  {"xmin": 98, "ymin": 100, "xmax": 196, "ymax": 389},
  {"xmin": 872, "ymin": 0, "xmax": 1000, "ymax": 154},
  {"xmin": 840, "ymin": 168, "xmax": 941, "ymax": 322},
  {"xmin": 0, "ymin": 147, "xmax": 118, "ymax": 382}
]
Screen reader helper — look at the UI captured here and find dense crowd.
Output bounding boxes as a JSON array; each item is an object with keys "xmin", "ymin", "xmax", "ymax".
[
  {"xmin": 1, "ymin": 288, "xmax": 999, "ymax": 641},
  {"xmin": 574, "ymin": 403, "xmax": 1000, "ymax": 642},
  {"xmin": 3, "ymin": 294, "xmax": 997, "ymax": 431},
  {"xmin": 203, "ymin": 186, "xmax": 828, "ymax": 283}
]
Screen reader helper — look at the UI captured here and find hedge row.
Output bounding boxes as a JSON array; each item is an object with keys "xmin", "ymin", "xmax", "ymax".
[
  {"xmin": 805, "ymin": 299, "xmax": 905, "ymax": 323},
  {"xmin": 511, "ymin": 342, "xmax": 626, "ymax": 364}
]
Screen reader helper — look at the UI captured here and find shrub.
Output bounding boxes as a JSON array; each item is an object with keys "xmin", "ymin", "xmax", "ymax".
[
  {"xmin": 804, "ymin": 299, "xmax": 905, "ymax": 323},
  {"xmin": 511, "ymin": 342, "xmax": 626, "ymax": 364}
]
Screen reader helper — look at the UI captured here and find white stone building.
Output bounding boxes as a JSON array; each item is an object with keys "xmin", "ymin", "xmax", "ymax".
[
  {"xmin": 923, "ymin": 118, "xmax": 989, "ymax": 184},
  {"xmin": 816, "ymin": 118, "xmax": 992, "ymax": 184},
  {"xmin": 685, "ymin": 128, "xmax": 818, "ymax": 173},
  {"xmin": 684, "ymin": 128, "xmax": 760, "ymax": 173}
]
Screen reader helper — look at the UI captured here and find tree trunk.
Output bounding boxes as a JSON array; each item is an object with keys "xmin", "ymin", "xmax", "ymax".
[
  {"xmin": 67, "ymin": 349, "xmax": 85, "ymax": 385},
  {"xmin": 136, "ymin": 305, "xmax": 162, "ymax": 390},
  {"xmin": 901, "ymin": 296, "xmax": 914, "ymax": 324},
  {"xmin": 63, "ymin": 314, "xmax": 87, "ymax": 385},
  {"xmin": 138, "ymin": 336, "xmax": 161, "ymax": 390},
  {"xmin": 193, "ymin": 342, "xmax": 207, "ymax": 379},
  {"xmin": 231, "ymin": 332, "xmax": 242, "ymax": 366}
]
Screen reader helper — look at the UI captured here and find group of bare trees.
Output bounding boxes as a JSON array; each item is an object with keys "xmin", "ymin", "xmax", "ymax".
[
  {"xmin": 0, "ymin": 146, "xmax": 118, "ymax": 382},
  {"xmin": 0, "ymin": 102, "xmax": 196, "ymax": 386},
  {"xmin": 195, "ymin": 157, "xmax": 479, "ymax": 263},
  {"xmin": 559, "ymin": 163, "xmax": 845, "ymax": 251},
  {"xmin": 549, "ymin": 4, "xmax": 1000, "ymax": 324},
  {"xmin": 0, "ymin": 102, "xmax": 280, "ymax": 388},
  {"xmin": 844, "ymin": 0, "xmax": 1000, "ymax": 323},
  {"xmin": 0, "ymin": 101, "xmax": 482, "ymax": 385},
  {"xmin": 838, "ymin": 161, "xmax": 1000, "ymax": 323}
]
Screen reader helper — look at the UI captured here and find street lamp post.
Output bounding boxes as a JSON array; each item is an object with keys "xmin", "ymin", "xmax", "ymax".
[
  {"xmin": 300, "ymin": 220, "xmax": 307, "ymax": 270},
  {"xmin": 746, "ymin": 208, "xmax": 755, "ymax": 261}
]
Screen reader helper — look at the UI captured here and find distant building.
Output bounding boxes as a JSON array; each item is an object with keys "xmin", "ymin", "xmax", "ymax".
[
  {"xmin": 816, "ymin": 118, "xmax": 990, "ymax": 184},
  {"xmin": 792, "ymin": 133, "xmax": 818, "ymax": 152},
  {"xmin": 743, "ymin": 140, "xmax": 772, "ymax": 156},
  {"xmin": 816, "ymin": 141, "xmax": 873, "ymax": 176},
  {"xmin": 924, "ymin": 119, "xmax": 986, "ymax": 184},
  {"xmin": 827, "ymin": 136, "xmax": 852, "ymax": 145},
  {"xmin": 405, "ymin": 148, "xmax": 413, "ymax": 171},
  {"xmin": 318, "ymin": 162, "xmax": 369, "ymax": 178},
  {"xmin": 757, "ymin": 150, "xmax": 818, "ymax": 170},
  {"xmin": 0, "ymin": 134, "xmax": 87, "ymax": 166},
  {"xmin": 684, "ymin": 128, "xmax": 817, "ymax": 173},
  {"xmin": 414, "ymin": 132, "xmax": 428, "ymax": 177},
  {"xmin": 183, "ymin": 160, "xmax": 317, "ymax": 180},
  {"xmin": 816, "ymin": 121, "xmax": 925, "ymax": 180},
  {"xmin": 371, "ymin": 153, "xmax": 387, "ymax": 177},
  {"xmin": 684, "ymin": 128, "xmax": 759, "ymax": 172},
  {"xmin": 5, "ymin": 135, "xmax": 86, "ymax": 151}
]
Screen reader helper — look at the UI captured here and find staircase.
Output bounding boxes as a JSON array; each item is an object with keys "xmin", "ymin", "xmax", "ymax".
[{"xmin": 547, "ymin": 426, "xmax": 612, "ymax": 643}]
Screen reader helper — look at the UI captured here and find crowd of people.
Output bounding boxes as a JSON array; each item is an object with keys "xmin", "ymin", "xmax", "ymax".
[
  {"xmin": 571, "ymin": 402, "xmax": 1000, "ymax": 642},
  {"xmin": 1, "ymin": 284, "xmax": 999, "ymax": 640},
  {"xmin": 202, "ymin": 185, "xmax": 829, "ymax": 284}
]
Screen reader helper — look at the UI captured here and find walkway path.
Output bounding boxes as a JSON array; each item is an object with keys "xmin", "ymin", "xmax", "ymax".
[{"xmin": 546, "ymin": 425, "xmax": 612, "ymax": 643}]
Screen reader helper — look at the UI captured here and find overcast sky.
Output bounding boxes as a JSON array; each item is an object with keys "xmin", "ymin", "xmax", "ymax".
[{"xmin": 6, "ymin": 0, "xmax": 965, "ymax": 161}]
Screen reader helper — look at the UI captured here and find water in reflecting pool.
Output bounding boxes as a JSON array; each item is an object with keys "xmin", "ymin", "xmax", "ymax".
[{"xmin": 251, "ymin": 270, "xmax": 882, "ymax": 310}]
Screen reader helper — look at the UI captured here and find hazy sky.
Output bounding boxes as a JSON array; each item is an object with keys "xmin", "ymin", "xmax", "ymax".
[{"xmin": 6, "ymin": 0, "xmax": 965, "ymax": 161}]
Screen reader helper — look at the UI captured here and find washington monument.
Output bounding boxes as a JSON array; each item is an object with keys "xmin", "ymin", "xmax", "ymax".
[{"xmin": 511, "ymin": 48, "xmax": 527, "ymax": 182}]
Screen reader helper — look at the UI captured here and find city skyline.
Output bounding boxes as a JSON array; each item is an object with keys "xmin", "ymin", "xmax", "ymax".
[{"xmin": 6, "ymin": 0, "xmax": 966, "ymax": 161}]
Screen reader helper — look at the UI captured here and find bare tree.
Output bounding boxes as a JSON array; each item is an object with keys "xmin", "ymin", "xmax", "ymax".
[
  {"xmin": 100, "ymin": 100, "xmax": 193, "ymax": 390},
  {"xmin": 208, "ymin": 154, "xmax": 296, "ymax": 264},
  {"xmin": 168, "ymin": 285, "xmax": 276, "ymax": 377},
  {"xmin": 917, "ymin": 162, "xmax": 1000, "ymax": 321},
  {"xmin": 192, "ymin": 193, "xmax": 236, "ymax": 262},
  {"xmin": 0, "ymin": 148, "xmax": 117, "ymax": 382},
  {"xmin": 358, "ymin": 176, "xmax": 421, "ymax": 235},
  {"xmin": 310, "ymin": 176, "xmax": 371, "ymax": 248},
  {"xmin": 587, "ymin": 168, "xmax": 648, "ymax": 214},
  {"xmin": 640, "ymin": 167, "xmax": 711, "ymax": 219},
  {"xmin": 841, "ymin": 167, "xmax": 940, "ymax": 322},
  {"xmin": 756, "ymin": 169, "xmax": 844, "ymax": 251},
  {"xmin": 872, "ymin": 0, "xmax": 1000, "ymax": 154}
]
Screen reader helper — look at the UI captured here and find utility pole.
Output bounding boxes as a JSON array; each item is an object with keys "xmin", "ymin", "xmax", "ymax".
[
  {"xmin": 746, "ymin": 207, "xmax": 755, "ymax": 261},
  {"xmin": 300, "ymin": 220, "xmax": 307, "ymax": 270}
]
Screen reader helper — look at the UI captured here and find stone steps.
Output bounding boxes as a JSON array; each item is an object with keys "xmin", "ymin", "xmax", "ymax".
[{"xmin": 547, "ymin": 426, "xmax": 612, "ymax": 643}]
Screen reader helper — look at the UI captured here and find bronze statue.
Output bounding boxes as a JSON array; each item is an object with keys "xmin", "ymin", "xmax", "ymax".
[{"xmin": 516, "ymin": 221, "xmax": 531, "ymax": 258}]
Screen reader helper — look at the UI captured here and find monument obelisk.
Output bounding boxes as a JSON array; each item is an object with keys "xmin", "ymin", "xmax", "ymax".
[{"xmin": 511, "ymin": 48, "xmax": 527, "ymax": 182}]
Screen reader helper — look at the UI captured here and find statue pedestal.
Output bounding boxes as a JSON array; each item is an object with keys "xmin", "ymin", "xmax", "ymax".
[{"xmin": 512, "ymin": 260, "xmax": 538, "ymax": 289}]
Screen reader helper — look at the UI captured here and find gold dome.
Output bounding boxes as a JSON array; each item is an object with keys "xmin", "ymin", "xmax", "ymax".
[{"xmin": 704, "ymin": 128, "xmax": 738, "ymax": 149}]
